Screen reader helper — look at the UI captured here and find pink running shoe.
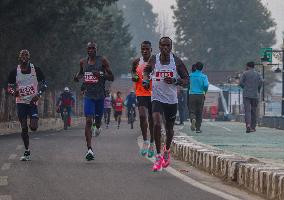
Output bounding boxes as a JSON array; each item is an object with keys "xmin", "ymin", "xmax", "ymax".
[
  {"xmin": 152, "ymin": 155, "xmax": 163, "ymax": 172},
  {"xmin": 162, "ymin": 148, "xmax": 171, "ymax": 168}
]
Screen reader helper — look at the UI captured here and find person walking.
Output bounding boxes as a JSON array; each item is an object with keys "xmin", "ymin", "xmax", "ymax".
[
  {"xmin": 239, "ymin": 61, "xmax": 263, "ymax": 133},
  {"xmin": 188, "ymin": 62, "xmax": 209, "ymax": 133}
]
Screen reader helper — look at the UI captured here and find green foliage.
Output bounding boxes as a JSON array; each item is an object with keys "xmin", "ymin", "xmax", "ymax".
[
  {"xmin": 117, "ymin": 0, "xmax": 160, "ymax": 54},
  {"xmin": 0, "ymin": 0, "xmax": 135, "ymax": 89},
  {"xmin": 173, "ymin": 0, "xmax": 276, "ymax": 70}
]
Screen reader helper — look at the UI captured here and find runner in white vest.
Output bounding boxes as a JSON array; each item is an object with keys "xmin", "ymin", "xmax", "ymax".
[
  {"xmin": 7, "ymin": 49, "xmax": 47, "ymax": 161},
  {"xmin": 143, "ymin": 37, "xmax": 189, "ymax": 172}
]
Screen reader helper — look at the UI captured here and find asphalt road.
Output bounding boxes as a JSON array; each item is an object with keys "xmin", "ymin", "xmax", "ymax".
[{"xmin": 0, "ymin": 120, "xmax": 239, "ymax": 200}]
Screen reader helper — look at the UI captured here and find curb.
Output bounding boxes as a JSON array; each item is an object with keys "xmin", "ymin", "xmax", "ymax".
[
  {"xmin": 172, "ymin": 136, "xmax": 284, "ymax": 200},
  {"xmin": 0, "ymin": 117, "xmax": 85, "ymax": 135}
]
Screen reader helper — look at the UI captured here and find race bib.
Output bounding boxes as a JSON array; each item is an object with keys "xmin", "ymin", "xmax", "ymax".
[
  {"xmin": 19, "ymin": 85, "xmax": 36, "ymax": 97},
  {"xmin": 84, "ymin": 72, "xmax": 98, "ymax": 83},
  {"xmin": 116, "ymin": 103, "xmax": 122, "ymax": 106},
  {"xmin": 154, "ymin": 70, "xmax": 174, "ymax": 81}
]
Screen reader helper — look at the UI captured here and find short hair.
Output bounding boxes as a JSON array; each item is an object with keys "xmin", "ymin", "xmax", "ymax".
[
  {"xmin": 195, "ymin": 62, "xmax": 204, "ymax": 71},
  {"xmin": 191, "ymin": 64, "xmax": 197, "ymax": 72},
  {"xmin": 159, "ymin": 36, "xmax": 172, "ymax": 45},
  {"xmin": 246, "ymin": 61, "xmax": 255, "ymax": 68},
  {"xmin": 141, "ymin": 41, "xmax": 151, "ymax": 46},
  {"xmin": 117, "ymin": 91, "xmax": 121, "ymax": 95},
  {"xmin": 87, "ymin": 41, "xmax": 97, "ymax": 48}
]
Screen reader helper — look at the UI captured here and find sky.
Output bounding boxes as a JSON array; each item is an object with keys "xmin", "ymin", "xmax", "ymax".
[{"xmin": 147, "ymin": 0, "xmax": 284, "ymax": 47}]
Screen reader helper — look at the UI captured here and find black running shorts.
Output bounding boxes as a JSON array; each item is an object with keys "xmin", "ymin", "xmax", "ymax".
[{"xmin": 152, "ymin": 100, "xmax": 177, "ymax": 122}]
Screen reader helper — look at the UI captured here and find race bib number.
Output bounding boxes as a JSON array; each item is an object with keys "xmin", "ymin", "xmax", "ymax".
[
  {"xmin": 116, "ymin": 103, "xmax": 122, "ymax": 106},
  {"xmin": 84, "ymin": 72, "xmax": 98, "ymax": 83},
  {"xmin": 154, "ymin": 71, "xmax": 174, "ymax": 81},
  {"xmin": 19, "ymin": 85, "xmax": 36, "ymax": 97}
]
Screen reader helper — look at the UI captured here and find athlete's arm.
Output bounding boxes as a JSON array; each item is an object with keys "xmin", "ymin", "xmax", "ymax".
[
  {"xmin": 131, "ymin": 58, "xmax": 140, "ymax": 82},
  {"xmin": 6, "ymin": 69, "xmax": 17, "ymax": 96},
  {"xmin": 142, "ymin": 55, "xmax": 155, "ymax": 89},
  {"xmin": 34, "ymin": 66, "xmax": 48, "ymax": 96},
  {"xmin": 74, "ymin": 59, "xmax": 84, "ymax": 82},
  {"xmin": 102, "ymin": 57, "xmax": 114, "ymax": 81},
  {"xmin": 175, "ymin": 57, "xmax": 189, "ymax": 87}
]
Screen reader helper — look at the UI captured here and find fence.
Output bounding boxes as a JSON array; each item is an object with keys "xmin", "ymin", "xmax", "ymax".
[{"xmin": 0, "ymin": 89, "xmax": 84, "ymax": 122}]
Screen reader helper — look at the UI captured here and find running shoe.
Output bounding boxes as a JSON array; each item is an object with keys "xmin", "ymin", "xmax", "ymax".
[
  {"xmin": 196, "ymin": 129, "xmax": 202, "ymax": 133},
  {"xmin": 162, "ymin": 148, "xmax": 171, "ymax": 168},
  {"xmin": 147, "ymin": 143, "xmax": 155, "ymax": 158},
  {"xmin": 95, "ymin": 127, "xmax": 101, "ymax": 137},
  {"xmin": 152, "ymin": 155, "xmax": 163, "ymax": 172},
  {"xmin": 85, "ymin": 149, "xmax": 95, "ymax": 161},
  {"xmin": 20, "ymin": 150, "xmax": 31, "ymax": 161},
  {"xmin": 140, "ymin": 141, "xmax": 149, "ymax": 156},
  {"xmin": 190, "ymin": 119, "xmax": 196, "ymax": 131}
]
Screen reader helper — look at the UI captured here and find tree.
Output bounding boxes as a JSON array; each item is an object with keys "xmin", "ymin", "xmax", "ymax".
[
  {"xmin": 0, "ymin": 0, "xmax": 135, "ymax": 89},
  {"xmin": 173, "ymin": 0, "xmax": 276, "ymax": 70},
  {"xmin": 117, "ymin": 0, "xmax": 160, "ymax": 53}
]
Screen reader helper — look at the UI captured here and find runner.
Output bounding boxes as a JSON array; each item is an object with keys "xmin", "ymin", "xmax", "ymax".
[
  {"xmin": 125, "ymin": 90, "xmax": 137, "ymax": 124},
  {"xmin": 7, "ymin": 49, "xmax": 47, "ymax": 161},
  {"xmin": 74, "ymin": 41, "xmax": 114, "ymax": 161},
  {"xmin": 143, "ymin": 37, "xmax": 189, "ymax": 171},
  {"xmin": 113, "ymin": 91, "xmax": 123, "ymax": 129},
  {"xmin": 131, "ymin": 41, "xmax": 155, "ymax": 158},
  {"xmin": 104, "ymin": 90, "xmax": 112, "ymax": 128},
  {"xmin": 56, "ymin": 87, "xmax": 75, "ymax": 127}
]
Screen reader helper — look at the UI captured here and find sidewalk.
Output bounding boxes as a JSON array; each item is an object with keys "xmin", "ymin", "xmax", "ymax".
[
  {"xmin": 172, "ymin": 120, "xmax": 284, "ymax": 199},
  {"xmin": 180, "ymin": 120, "xmax": 284, "ymax": 164}
]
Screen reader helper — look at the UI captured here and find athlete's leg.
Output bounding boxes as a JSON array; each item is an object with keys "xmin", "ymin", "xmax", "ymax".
[
  {"xmin": 94, "ymin": 99, "xmax": 104, "ymax": 129},
  {"xmin": 84, "ymin": 98, "xmax": 95, "ymax": 149},
  {"xmin": 107, "ymin": 108, "xmax": 111, "ymax": 125},
  {"xmin": 29, "ymin": 104, "xmax": 38, "ymax": 131},
  {"xmin": 147, "ymin": 99, "xmax": 154, "ymax": 144},
  {"xmin": 164, "ymin": 103, "xmax": 177, "ymax": 150},
  {"xmin": 17, "ymin": 104, "xmax": 30, "ymax": 150},
  {"xmin": 138, "ymin": 106, "xmax": 148, "ymax": 141}
]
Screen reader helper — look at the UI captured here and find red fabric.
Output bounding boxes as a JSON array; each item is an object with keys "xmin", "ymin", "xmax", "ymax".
[{"xmin": 114, "ymin": 97, "xmax": 123, "ymax": 111}]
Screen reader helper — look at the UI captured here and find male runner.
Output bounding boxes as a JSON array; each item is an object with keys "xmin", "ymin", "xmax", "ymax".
[
  {"xmin": 74, "ymin": 41, "xmax": 114, "ymax": 161},
  {"xmin": 114, "ymin": 91, "xmax": 123, "ymax": 129},
  {"xmin": 143, "ymin": 37, "xmax": 188, "ymax": 171},
  {"xmin": 131, "ymin": 41, "xmax": 155, "ymax": 158},
  {"xmin": 104, "ymin": 90, "xmax": 112, "ymax": 128},
  {"xmin": 7, "ymin": 49, "xmax": 47, "ymax": 161}
]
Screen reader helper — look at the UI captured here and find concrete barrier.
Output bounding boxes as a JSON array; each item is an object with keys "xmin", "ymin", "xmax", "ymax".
[
  {"xmin": 0, "ymin": 117, "xmax": 85, "ymax": 135},
  {"xmin": 172, "ymin": 136, "xmax": 284, "ymax": 200}
]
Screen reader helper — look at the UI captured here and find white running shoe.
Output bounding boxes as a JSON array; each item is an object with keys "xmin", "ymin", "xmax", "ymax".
[{"xmin": 85, "ymin": 149, "xmax": 95, "ymax": 161}]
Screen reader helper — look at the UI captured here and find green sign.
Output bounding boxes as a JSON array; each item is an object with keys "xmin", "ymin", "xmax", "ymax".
[{"xmin": 260, "ymin": 47, "xmax": 272, "ymax": 62}]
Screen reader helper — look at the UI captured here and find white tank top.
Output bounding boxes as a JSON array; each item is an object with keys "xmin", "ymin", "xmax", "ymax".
[
  {"xmin": 16, "ymin": 64, "xmax": 38, "ymax": 104},
  {"xmin": 151, "ymin": 53, "xmax": 178, "ymax": 104}
]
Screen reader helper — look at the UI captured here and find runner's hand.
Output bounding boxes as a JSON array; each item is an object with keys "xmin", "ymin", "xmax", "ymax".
[
  {"xmin": 30, "ymin": 95, "xmax": 40, "ymax": 104},
  {"xmin": 132, "ymin": 74, "xmax": 139, "ymax": 82},
  {"xmin": 164, "ymin": 77, "xmax": 176, "ymax": 84},
  {"xmin": 142, "ymin": 80, "xmax": 150, "ymax": 89}
]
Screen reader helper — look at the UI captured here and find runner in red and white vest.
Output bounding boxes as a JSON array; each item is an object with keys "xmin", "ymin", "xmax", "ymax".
[
  {"xmin": 7, "ymin": 49, "xmax": 47, "ymax": 161},
  {"xmin": 113, "ymin": 91, "xmax": 123, "ymax": 129},
  {"xmin": 143, "ymin": 37, "xmax": 189, "ymax": 172}
]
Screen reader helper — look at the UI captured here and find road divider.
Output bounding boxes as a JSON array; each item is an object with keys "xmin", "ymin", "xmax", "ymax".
[{"xmin": 172, "ymin": 135, "xmax": 284, "ymax": 200}]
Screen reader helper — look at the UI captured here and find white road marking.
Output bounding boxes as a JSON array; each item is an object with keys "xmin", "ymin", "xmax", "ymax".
[
  {"xmin": 0, "ymin": 176, "xmax": 8, "ymax": 186},
  {"xmin": 0, "ymin": 195, "xmax": 12, "ymax": 200},
  {"xmin": 1, "ymin": 163, "xmax": 11, "ymax": 171},
  {"xmin": 137, "ymin": 138, "xmax": 241, "ymax": 200},
  {"xmin": 207, "ymin": 122, "xmax": 232, "ymax": 132},
  {"xmin": 8, "ymin": 154, "xmax": 17, "ymax": 160},
  {"xmin": 16, "ymin": 145, "xmax": 23, "ymax": 150},
  {"xmin": 32, "ymin": 137, "xmax": 40, "ymax": 140}
]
